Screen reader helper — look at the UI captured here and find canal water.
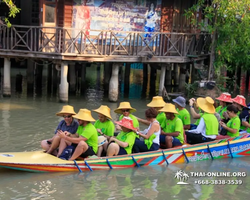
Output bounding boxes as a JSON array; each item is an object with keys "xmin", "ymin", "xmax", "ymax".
[{"xmin": 0, "ymin": 65, "xmax": 250, "ymax": 199}]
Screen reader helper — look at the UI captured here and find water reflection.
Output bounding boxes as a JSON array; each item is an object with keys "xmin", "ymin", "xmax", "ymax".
[{"xmin": 1, "ymin": 158, "xmax": 250, "ymax": 199}]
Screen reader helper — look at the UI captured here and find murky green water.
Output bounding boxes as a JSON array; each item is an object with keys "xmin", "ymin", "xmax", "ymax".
[{"xmin": 0, "ymin": 66, "xmax": 250, "ymax": 199}]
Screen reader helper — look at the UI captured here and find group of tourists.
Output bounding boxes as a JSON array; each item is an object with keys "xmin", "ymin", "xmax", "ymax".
[{"xmin": 41, "ymin": 92, "xmax": 250, "ymax": 160}]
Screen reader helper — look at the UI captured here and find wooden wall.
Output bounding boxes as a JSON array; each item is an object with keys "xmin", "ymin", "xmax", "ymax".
[{"xmin": 58, "ymin": 0, "xmax": 73, "ymax": 27}]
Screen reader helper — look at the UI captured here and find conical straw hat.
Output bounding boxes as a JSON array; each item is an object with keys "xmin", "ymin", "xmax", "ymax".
[
  {"xmin": 115, "ymin": 117, "xmax": 137, "ymax": 131},
  {"xmin": 98, "ymin": 136, "xmax": 107, "ymax": 147},
  {"xmin": 216, "ymin": 92, "xmax": 233, "ymax": 103},
  {"xmin": 114, "ymin": 102, "xmax": 136, "ymax": 114},
  {"xmin": 232, "ymin": 95, "xmax": 247, "ymax": 107},
  {"xmin": 93, "ymin": 105, "xmax": 112, "ymax": 120},
  {"xmin": 73, "ymin": 109, "xmax": 95, "ymax": 122},
  {"xmin": 56, "ymin": 105, "xmax": 76, "ymax": 116},
  {"xmin": 196, "ymin": 97, "xmax": 215, "ymax": 114},
  {"xmin": 147, "ymin": 96, "xmax": 166, "ymax": 107},
  {"xmin": 158, "ymin": 103, "xmax": 178, "ymax": 114}
]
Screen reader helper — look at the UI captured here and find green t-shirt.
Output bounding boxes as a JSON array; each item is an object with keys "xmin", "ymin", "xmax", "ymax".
[
  {"xmin": 119, "ymin": 114, "xmax": 139, "ymax": 128},
  {"xmin": 194, "ymin": 109, "xmax": 203, "ymax": 125},
  {"xmin": 176, "ymin": 108, "xmax": 191, "ymax": 127},
  {"xmin": 216, "ymin": 105, "xmax": 227, "ymax": 119},
  {"xmin": 156, "ymin": 112, "xmax": 166, "ymax": 128},
  {"xmin": 77, "ymin": 123, "xmax": 98, "ymax": 154},
  {"xmin": 94, "ymin": 119, "xmax": 115, "ymax": 137},
  {"xmin": 226, "ymin": 116, "xmax": 240, "ymax": 137},
  {"xmin": 116, "ymin": 131, "xmax": 136, "ymax": 154},
  {"xmin": 162, "ymin": 116, "xmax": 184, "ymax": 144}
]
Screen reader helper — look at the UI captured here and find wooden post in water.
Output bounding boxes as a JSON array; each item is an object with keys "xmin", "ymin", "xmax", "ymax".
[
  {"xmin": 52, "ymin": 64, "xmax": 58, "ymax": 96},
  {"xmin": 109, "ymin": 63, "xmax": 119, "ymax": 102},
  {"xmin": 158, "ymin": 64, "xmax": 166, "ymax": 96},
  {"xmin": 173, "ymin": 64, "xmax": 180, "ymax": 86},
  {"xmin": 3, "ymin": 58, "xmax": 11, "ymax": 97},
  {"xmin": 104, "ymin": 62, "xmax": 112, "ymax": 95},
  {"xmin": 179, "ymin": 64, "xmax": 186, "ymax": 91},
  {"xmin": 141, "ymin": 64, "xmax": 148, "ymax": 98},
  {"xmin": 81, "ymin": 63, "xmax": 87, "ymax": 95},
  {"xmin": 149, "ymin": 64, "xmax": 156, "ymax": 96},
  {"xmin": 47, "ymin": 62, "xmax": 52, "ymax": 95},
  {"xmin": 165, "ymin": 63, "xmax": 172, "ymax": 86},
  {"xmin": 27, "ymin": 59, "xmax": 34, "ymax": 96},
  {"xmin": 35, "ymin": 62, "xmax": 43, "ymax": 97},
  {"xmin": 124, "ymin": 63, "xmax": 131, "ymax": 98},
  {"xmin": 69, "ymin": 63, "xmax": 76, "ymax": 94},
  {"xmin": 59, "ymin": 62, "xmax": 69, "ymax": 103}
]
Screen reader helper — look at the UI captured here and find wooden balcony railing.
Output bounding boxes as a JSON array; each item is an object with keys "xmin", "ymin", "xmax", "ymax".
[{"xmin": 0, "ymin": 25, "xmax": 211, "ymax": 61}]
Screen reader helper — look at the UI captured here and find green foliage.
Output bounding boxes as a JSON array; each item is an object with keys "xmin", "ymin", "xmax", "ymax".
[
  {"xmin": 1, "ymin": 0, "xmax": 21, "ymax": 27},
  {"xmin": 185, "ymin": 0, "xmax": 250, "ymax": 72},
  {"xmin": 185, "ymin": 82, "xmax": 199, "ymax": 99}
]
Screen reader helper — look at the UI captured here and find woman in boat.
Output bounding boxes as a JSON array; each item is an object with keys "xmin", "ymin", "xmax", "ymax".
[
  {"xmin": 231, "ymin": 95, "xmax": 250, "ymax": 133},
  {"xmin": 159, "ymin": 103, "xmax": 185, "ymax": 148},
  {"xmin": 43, "ymin": 105, "xmax": 79, "ymax": 154},
  {"xmin": 133, "ymin": 108, "xmax": 160, "ymax": 153},
  {"xmin": 185, "ymin": 97, "xmax": 219, "ymax": 144},
  {"xmin": 137, "ymin": 96, "xmax": 166, "ymax": 128},
  {"xmin": 189, "ymin": 98, "xmax": 203, "ymax": 130},
  {"xmin": 215, "ymin": 92, "xmax": 233, "ymax": 121},
  {"xmin": 92, "ymin": 105, "xmax": 115, "ymax": 157},
  {"xmin": 107, "ymin": 117, "xmax": 137, "ymax": 156},
  {"xmin": 219, "ymin": 105, "xmax": 240, "ymax": 138},
  {"xmin": 173, "ymin": 96, "xmax": 191, "ymax": 130},
  {"xmin": 114, "ymin": 102, "xmax": 139, "ymax": 131}
]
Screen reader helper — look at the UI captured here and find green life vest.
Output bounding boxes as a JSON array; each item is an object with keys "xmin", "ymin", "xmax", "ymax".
[
  {"xmin": 202, "ymin": 113, "xmax": 219, "ymax": 136},
  {"xmin": 216, "ymin": 105, "xmax": 227, "ymax": 119},
  {"xmin": 144, "ymin": 134, "xmax": 156, "ymax": 149}
]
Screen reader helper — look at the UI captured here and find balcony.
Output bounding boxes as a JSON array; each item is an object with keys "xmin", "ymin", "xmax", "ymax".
[{"xmin": 0, "ymin": 25, "xmax": 211, "ymax": 63}]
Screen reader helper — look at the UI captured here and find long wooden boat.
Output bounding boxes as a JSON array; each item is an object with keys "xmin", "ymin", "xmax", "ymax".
[{"xmin": 0, "ymin": 134, "xmax": 250, "ymax": 173}]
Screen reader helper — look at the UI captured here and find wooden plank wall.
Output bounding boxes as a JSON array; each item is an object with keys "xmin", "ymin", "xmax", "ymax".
[
  {"xmin": 58, "ymin": 0, "xmax": 73, "ymax": 27},
  {"xmin": 160, "ymin": 0, "xmax": 174, "ymax": 32}
]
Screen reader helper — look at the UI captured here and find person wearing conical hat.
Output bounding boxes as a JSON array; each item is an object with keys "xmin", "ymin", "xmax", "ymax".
[
  {"xmin": 107, "ymin": 117, "xmax": 137, "ymax": 156},
  {"xmin": 186, "ymin": 97, "xmax": 219, "ymax": 144},
  {"xmin": 231, "ymin": 95, "xmax": 250, "ymax": 133},
  {"xmin": 173, "ymin": 96, "xmax": 191, "ymax": 130},
  {"xmin": 215, "ymin": 92, "xmax": 233, "ymax": 121},
  {"xmin": 42, "ymin": 105, "xmax": 79, "ymax": 154},
  {"xmin": 136, "ymin": 96, "xmax": 166, "ymax": 128},
  {"xmin": 56, "ymin": 109, "xmax": 98, "ymax": 160},
  {"xmin": 159, "ymin": 103, "xmax": 184, "ymax": 148},
  {"xmin": 93, "ymin": 105, "xmax": 115, "ymax": 157},
  {"xmin": 114, "ymin": 102, "xmax": 139, "ymax": 131}
]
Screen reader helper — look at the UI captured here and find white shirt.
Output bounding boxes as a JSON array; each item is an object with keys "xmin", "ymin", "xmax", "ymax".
[{"xmin": 188, "ymin": 118, "xmax": 217, "ymax": 139}]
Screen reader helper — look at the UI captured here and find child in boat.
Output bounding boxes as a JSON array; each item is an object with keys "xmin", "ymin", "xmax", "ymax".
[
  {"xmin": 215, "ymin": 92, "xmax": 233, "ymax": 122},
  {"xmin": 43, "ymin": 105, "xmax": 79, "ymax": 155},
  {"xmin": 218, "ymin": 105, "xmax": 240, "ymax": 138},
  {"xmin": 133, "ymin": 108, "xmax": 160, "ymax": 153},
  {"xmin": 173, "ymin": 96, "xmax": 191, "ymax": 130},
  {"xmin": 231, "ymin": 95, "xmax": 250, "ymax": 134},
  {"xmin": 185, "ymin": 97, "xmax": 219, "ymax": 144},
  {"xmin": 136, "ymin": 96, "xmax": 166, "ymax": 128},
  {"xmin": 57, "ymin": 109, "xmax": 98, "ymax": 160},
  {"xmin": 92, "ymin": 105, "xmax": 115, "ymax": 157},
  {"xmin": 114, "ymin": 102, "xmax": 139, "ymax": 131},
  {"xmin": 107, "ymin": 117, "xmax": 137, "ymax": 156},
  {"xmin": 159, "ymin": 103, "xmax": 185, "ymax": 148}
]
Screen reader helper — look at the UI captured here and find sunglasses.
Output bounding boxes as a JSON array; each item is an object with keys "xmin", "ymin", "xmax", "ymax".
[
  {"xmin": 63, "ymin": 115, "xmax": 72, "ymax": 118},
  {"xmin": 122, "ymin": 109, "xmax": 130, "ymax": 113}
]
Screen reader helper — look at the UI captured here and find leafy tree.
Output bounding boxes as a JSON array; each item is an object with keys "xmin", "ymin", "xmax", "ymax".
[
  {"xmin": 1, "ymin": 0, "xmax": 21, "ymax": 27},
  {"xmin": 185, "ymin": 0, "xmax": 250, "ymax": 80}
]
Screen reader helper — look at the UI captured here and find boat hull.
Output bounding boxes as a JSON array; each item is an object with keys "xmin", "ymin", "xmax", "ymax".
[{"xmin": 0, "ymin": 135, "xmax": 250, "ymax": 172}]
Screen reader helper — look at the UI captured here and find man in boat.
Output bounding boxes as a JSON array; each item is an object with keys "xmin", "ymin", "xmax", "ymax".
[
  {"xmin": 114, "ymin": 102, "xmax": 139, "ymax": 131},
  {"xmin": 41, "ymin": 105, "xmax": 79, "ymax": 154},
  {"xmin": 92, "ymin": 105, "xmax": 115, "ymax": 157},
  {"xmin": 173, "ymin": 96, "xmax": 191, "ymax": 130},
  {"xmin": 231, "ymin": 95, "xmax": 250, "ymax": 133},
  {"xmin": 136, "ymin": 96, "xmax": 166, "ymax": 128},
  {"xmin": 56, "ymin": 109, "xmax": 98, "ymax": 160},
  {"xmin": 107, "ymin": 117, "xmax": 137, "ymax": 156},
  {"xmin": 185, "ymin": 97, "xmax": 219, "ymax": 144},
  {"xmin": 159, "ymin": 103, "xmax": 185, "ymax": 148}
]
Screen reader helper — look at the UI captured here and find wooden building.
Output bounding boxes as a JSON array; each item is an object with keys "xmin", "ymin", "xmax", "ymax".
[{"xmin": 0, "ymin": 0, "xmax": 210, "ymax": 101}]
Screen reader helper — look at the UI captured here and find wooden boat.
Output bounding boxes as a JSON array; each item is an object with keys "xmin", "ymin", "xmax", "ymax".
[{"xmin": 0, "ymin": 134, "xmax": 250, "ymax": 173}]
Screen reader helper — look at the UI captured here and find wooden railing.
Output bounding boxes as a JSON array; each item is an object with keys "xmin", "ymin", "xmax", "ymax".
[{"xmin": 0, "ymin": 25, "xmax": 211, "ymax": 59}]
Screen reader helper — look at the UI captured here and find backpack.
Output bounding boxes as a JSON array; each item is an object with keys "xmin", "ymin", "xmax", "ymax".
[{"xmin": 59, "ymin": 145, "xmax": 76, "ymax": 160}]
